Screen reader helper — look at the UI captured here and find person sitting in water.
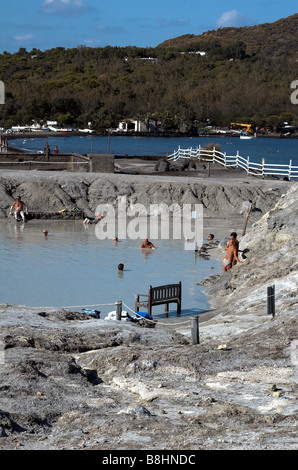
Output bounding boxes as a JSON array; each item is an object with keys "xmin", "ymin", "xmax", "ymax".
[
  {"xmin": 140, "ymin": 238, "xmax": 155, "ymax": 249},
  {"xmin": 9, "ymin": 196, "xmax": 28, "ymax": 221},
  {"xmin": 223, "ymin": 240, "xmax": 242, "ymax": 273},
  {"xmin": 83, "ymin": 213, "xmax": 103, "ymax": 225}
]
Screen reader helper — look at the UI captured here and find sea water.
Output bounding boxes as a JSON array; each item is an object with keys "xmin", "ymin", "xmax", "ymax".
[
  {"xmin": 0, "ymin": 218, "xmax": 230, "ymax": 319},
  {"xmin": 9, "ymin": 135, "xmax": 298, "ymax": 166}
]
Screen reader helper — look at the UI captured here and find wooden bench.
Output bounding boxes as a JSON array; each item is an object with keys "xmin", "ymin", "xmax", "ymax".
[{"xmin": 134, "ymin": 281, "xmax": 182, "ymax": 318}]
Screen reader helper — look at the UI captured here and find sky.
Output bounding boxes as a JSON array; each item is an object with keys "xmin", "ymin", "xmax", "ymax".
[{"xmin": 0, "ymin": 0, "xmax": 297, "ymax": 53}]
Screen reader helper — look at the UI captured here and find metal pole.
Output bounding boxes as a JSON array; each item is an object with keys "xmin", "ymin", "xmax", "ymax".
[
  {"xmin": 267, "ymin": 286, "xmax": 272, "ymax": 315},
  {"xmin": 116, "ymin": 301, "xmax": 122, "ymax": 321},
  {"xmin": 271, "ymin": 284, "xmax": 275, "ymax": 318},
  {"xmin": 267, "ymin": 285, "xmax": 275, "ymax": 317},
  {"xmin": 191, "ymin": 316, "xmax": 200, "ymax": 344}
]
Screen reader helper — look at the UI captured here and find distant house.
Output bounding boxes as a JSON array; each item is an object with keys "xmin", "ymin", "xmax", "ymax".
[
  {"xmin": 140, "ymin": 57, "xmax": 159, "ymax": 64},
  {"xmin": 117, "ymin": 119, "xmax": 161, "ymax": 133},
  {"xmin": 180, "ymin": 51, "xmax": 207, "ymax": 56}
]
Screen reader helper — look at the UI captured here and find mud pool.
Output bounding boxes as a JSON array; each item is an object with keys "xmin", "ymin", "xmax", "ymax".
[{"xmin": 0, "ymin": 219, "xmax": 223, "ymax": 318}]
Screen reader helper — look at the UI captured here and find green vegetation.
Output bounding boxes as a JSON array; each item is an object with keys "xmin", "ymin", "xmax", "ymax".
[{"xmin": 0, "ymin": 14, "xmax": 297, "ymax": 132}]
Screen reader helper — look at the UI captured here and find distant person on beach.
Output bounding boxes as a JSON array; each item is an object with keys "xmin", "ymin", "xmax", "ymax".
[
  {"xmin": 140, "ymin": 238, "xmax": 155, "ymax": 249},
  {"xmin": 223, "ymin": 239, "xmax": 242, "ymax": 273},
  {"xmin": 83, "ymin": 214, "xmax": 103, "ymax": 225},
  {"xmin": 225, "ymin": 232, "xmax": 239, "ymax": 265},
  {"xmin": 9, "ymin": 196, "xmax": 28, "ymax": 221},
  {"xmin": 54, "ymin": 145, "xmax": 59, "ymax": 154}
]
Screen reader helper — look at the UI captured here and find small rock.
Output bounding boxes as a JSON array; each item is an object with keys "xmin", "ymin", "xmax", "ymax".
[
  {"xmin": 269, "ymin": 384, "xmax": 278, "ymax": 392},
  {"xmin": 127, "ymin": 405, "xmax": 152, "ymax": 417}
]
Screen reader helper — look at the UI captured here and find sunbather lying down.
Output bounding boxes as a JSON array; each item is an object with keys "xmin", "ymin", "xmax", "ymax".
[{"xmin": 83, "ymin": 214, "xmax": 103, "ymax": 225}]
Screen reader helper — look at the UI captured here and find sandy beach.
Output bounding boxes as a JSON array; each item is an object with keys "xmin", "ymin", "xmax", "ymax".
[{"xmin": 0, "ymin": 167, "xmax": 297, "ymax": 450}]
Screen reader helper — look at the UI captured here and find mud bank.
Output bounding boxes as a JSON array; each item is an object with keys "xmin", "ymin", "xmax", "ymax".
[
  {"xmin": 0, "ymin": 169, "xmax": 292, "ymax": 219},
  {"xmin": 0, "ymin": 172, "xmax": 297, "ymax": 450}
]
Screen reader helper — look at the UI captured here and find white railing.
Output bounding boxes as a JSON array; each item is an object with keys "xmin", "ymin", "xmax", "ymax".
[{"xmin": 168, "ymin": 145, "xmax": 298, "ymax": 181}]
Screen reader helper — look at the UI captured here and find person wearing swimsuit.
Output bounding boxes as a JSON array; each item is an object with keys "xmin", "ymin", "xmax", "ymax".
[
  {"xmin": 9, "ymin": 196, "xmax": 28, "ymax": 221},
  {"xmin": 223, "ymin": 239, "xmax": 242, "ymax": 273}
]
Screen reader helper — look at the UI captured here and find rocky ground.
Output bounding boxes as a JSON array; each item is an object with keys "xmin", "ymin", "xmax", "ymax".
[{"xmin": 0, "ymin": 168, "xmax": 297, "ymax": 451}]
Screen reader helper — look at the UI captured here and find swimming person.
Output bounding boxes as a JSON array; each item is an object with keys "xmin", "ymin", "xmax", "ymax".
[
  {"xmin": 223, "ymin": 240, "xmax": 242, "ymax": 273},
  {"xmin": 140, "ymin": 238, "xmax": 155, "ymax": 248},
  {"xmin": 9, "ymin": 196, "xmax": 28, "ymax": 221}
]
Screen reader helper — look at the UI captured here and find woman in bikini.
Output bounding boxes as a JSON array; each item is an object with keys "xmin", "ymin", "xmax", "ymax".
[{"xmin": 223, "ymin": 239, "xmax": 242, "ymax": 273}]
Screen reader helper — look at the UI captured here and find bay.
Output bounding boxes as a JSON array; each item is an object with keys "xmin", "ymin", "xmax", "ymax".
[{"xmin": 9, "ymin": 135, "xmax": 298, "ymax": 166}]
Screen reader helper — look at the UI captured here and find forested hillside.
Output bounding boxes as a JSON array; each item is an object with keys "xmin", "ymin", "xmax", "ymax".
[{"xmin": 0, "ymin": 14, "xmax": 297, "ymax": 132}]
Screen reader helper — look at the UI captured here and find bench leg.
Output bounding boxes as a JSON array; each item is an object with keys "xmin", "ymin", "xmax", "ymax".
[{"xmin": 177, "ymin": 300, "xmax": 181, "ymax": 317}]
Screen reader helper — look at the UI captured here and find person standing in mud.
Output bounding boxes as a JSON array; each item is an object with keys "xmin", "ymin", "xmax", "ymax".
[
  {"xmin": 225, "ymin": 232, "xmax": 239, "ymax": 266},
  {"xmin": 223, "ymin": 239, "xmax": 242, "ymax": 272}
]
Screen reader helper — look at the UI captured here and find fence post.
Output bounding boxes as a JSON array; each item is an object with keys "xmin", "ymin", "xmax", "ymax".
[
  {"xmin": 261, "ymin": 158, "xmax": 265, "ymax": 178},
  {"xmin": 236, "ymin": 151, "xmax": 239, "ymax": 168},
  {"xmin": 267, "ymin": 285, "xmax": 275, "ymax": 318},
  {"xmin": 116, "ymin": 301, "xmax": 122, "ymax": 321},
  {"xmin": 289, "ymin": 160, "xmax": 292, "ymax": 181},
  {"xmin": 246, "ymin": 156, "xmax": 250, "ymax": 175},
  {"xmin": 191, "ymin": 316, "xmax": 200, "ymax": 344}
]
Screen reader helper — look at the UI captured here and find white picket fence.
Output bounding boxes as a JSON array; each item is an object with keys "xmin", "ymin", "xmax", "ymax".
[{"xmin": 168, "ymin": 145, "xmax": 298, "ymax": 181}]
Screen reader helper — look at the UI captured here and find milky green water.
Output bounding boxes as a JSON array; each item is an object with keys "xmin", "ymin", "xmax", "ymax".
[{"xmin": 0, "ymin": 219, "xmax": 223, "ymax": 319}]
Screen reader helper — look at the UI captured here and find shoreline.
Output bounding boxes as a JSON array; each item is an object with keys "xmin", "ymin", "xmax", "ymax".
[{"xmin": 6, "ymin": 130, "xmax": 297, "ymax": 140}]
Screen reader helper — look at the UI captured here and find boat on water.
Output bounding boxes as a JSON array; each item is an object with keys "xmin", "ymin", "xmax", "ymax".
[{"xmin": 240, "ymin": 132, "xmax": 257, "ymax": 140}]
